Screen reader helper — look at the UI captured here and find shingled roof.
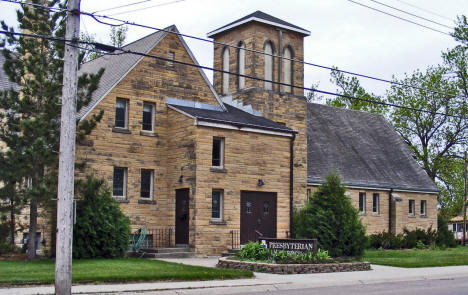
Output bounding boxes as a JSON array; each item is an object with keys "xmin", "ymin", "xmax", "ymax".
[
  {"xmin": 0, "ymin": 54, "xmax": 19, "ymax": 92},
  {"xmin": 307, "ymin": 103, "xmax": 439, "ymax": 193},
  {"xmin": 207, "ymin": 10, "xmax": 311, "ymax": 37},
  {"xmin": 78, "ymin": 25, "xmax": 224, "ymax": 120}
]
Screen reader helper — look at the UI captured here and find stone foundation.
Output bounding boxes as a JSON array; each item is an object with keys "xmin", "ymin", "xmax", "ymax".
[{"xmin": 217, "ymin": 257, "xmax": 371, "ymax": 274}]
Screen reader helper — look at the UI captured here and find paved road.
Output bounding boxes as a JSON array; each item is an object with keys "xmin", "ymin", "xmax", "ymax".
[{"xmin": 228, "ymin": 276, "xmax": 468, "ymax": 295}]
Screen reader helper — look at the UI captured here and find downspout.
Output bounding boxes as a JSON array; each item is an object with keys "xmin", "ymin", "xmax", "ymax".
[
  {"xmin": 277, "ymin": 29, "xmax": 283, "ymax": 93},
  {"xmin": 289, "ymin": 133, "xmax": 296, "ymax": 238},
  {"xmin": 389, "ymin": 189, "xmax": 393, "ymax": 234}
]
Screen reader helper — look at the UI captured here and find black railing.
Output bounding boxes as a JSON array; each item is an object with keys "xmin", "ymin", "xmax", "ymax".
[
  {"xmin": 230, "ymin": 230, "xmax": 240, "ymax": 249},
  {"xmin": 132, "ymin": 227, "xmax": 173, "ymax": 249}
]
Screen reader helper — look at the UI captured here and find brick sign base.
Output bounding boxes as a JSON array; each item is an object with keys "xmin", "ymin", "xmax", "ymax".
[{"xmin": 217, "ymin": 257, "xmax": 371, "ymax": 274}]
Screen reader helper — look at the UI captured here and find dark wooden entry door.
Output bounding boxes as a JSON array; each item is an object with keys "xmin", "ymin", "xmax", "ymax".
[
  {"xmin": 175, "ymin": 189, "xmax": 189, "ymax": 244},
  {"xmin": 240, "ymin": 191, "xmax": 277, "ymax": 244}
]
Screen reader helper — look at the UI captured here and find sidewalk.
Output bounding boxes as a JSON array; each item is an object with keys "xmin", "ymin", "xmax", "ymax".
[{"xmin": 2, "ymin": 258, "xmax": 468, "ymax": 295}]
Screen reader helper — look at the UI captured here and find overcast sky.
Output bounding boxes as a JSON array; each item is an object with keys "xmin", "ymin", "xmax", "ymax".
[{"xmin": 1, "ymin": 0, "xmax": 467, "ymax": 100}]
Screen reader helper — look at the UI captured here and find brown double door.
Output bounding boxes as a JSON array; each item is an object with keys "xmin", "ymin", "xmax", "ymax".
[
  {"xmin": 175, "ymin": 189, "xmax": 189, "ymax": 244},
  {"xmin": 240, "ymin": 191, "xmax": 277, "ymax": 244}
]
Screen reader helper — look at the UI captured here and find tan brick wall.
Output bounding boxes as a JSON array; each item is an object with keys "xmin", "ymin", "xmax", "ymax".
[
  {"xmin": 193, "ymin": 126, "xmax": 291, "ymax": 255},
  {"xmin": 307, "ymin": 185, "xmax": 437, "ymax": 235},
  {"xmin": 212, "ymin": 22, "xmax": 305, "ymax": 96}
]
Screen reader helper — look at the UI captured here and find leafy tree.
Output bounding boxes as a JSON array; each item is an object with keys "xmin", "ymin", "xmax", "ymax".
[
  {"xmin": 110, "ymin": 25, "xmax": 128, "ymax": 48},
  {"xmin": 294, "ymin": 174, "xmax": 368, "ymax": 257},
  {"xmin": 73, "ymin": 176, "xmax": 130, "ymax": 259},
  {"xmin": 0, "ymin": 1, "xmax": 103, "ymax": 259},
  {"xmin": 80, "ymin": 25, "xmax": 128, "ymax": 63},
  {"xmin": 437, "ymin": 157, "xmax": 465, "ymax": 219}
]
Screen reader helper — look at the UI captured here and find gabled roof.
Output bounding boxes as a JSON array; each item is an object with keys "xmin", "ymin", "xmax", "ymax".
[
  {"xmin": 167, "ymin": 98, "xmax": 294, "ymax": 136},
  {"xmin": 207, "ymin": 10, "xmax": 311, "ymax": 37},
  {"xmin": 307, "ymin": 103, "xmax": 439, "ymax": 193},
  {"xmin": 0, "ymin": 53, "xmax": 19, "ymax": 91},
  {"xmin": 78, "ymin": 25, "xmax": 225, "ymax": 120}
]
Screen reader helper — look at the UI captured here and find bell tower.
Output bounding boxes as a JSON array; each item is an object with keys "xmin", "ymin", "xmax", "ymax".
[{"xmin": 207, "ymin": 11, "xmax": 311, "ymax": 208}]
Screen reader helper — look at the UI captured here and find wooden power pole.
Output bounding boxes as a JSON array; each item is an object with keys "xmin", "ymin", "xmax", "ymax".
[
  {"xmin": 55, "ymin": 0, "xmax": 80, "ymax": 294},
  {"xmin": 463, "ymin": 151, "xmax": 467, "ymax": 246}
]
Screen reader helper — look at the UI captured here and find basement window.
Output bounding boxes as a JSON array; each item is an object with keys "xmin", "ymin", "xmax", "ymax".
[
  {"xmin": 115, "ymin": 98, "xmax": 128, "ymax": 129},
  {"xmin": 409, "ymin": 199, "xmax": 415, "ymax": 216},
  {"xmin": 212, "ymin": 137, "xmax": 224, "ymax": 168},
  {"xmin": 140, "ymin": 169, "xmax": 154, "ymax": 199},
  {"xmin": 359, "ymin": 192, "xmax": 366, "ymax": 214},
  {"xmin": 113, "ymin": 167, "xmax": 127, "ymax": 198},
  {"xmin": 142, "ymin": 102, "xmax": 155, "ymax": 131}
]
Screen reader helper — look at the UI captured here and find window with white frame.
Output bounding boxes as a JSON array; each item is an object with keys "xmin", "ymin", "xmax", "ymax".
[
  {"xmin": 115, "ymin": 98, "xmax": 128, "ymax": 129},
  {"xmin": 140, "ymin": 169, "xmax": 154, "ymax": 199},
  {"xmin": 264, "ymin": 41, "xmax": 273, "ymax": 90},
  {"xmin": 372, "ymin": 193, "xmax": 379, "ymax": 214},
  {"xmin": 420, "ymin": 200, "xmax": 426, "ymax": 216},
  {"xmin": 359, "ymin": 192, "xmax": 366, "ymax": 213},
  {"xmin": 142, "ymin": 102, "xmax": 155, "ymax": 131},
  {"xmin": 113, "ymin": 167, "xmax": 127, "ymax": 198},
  {"xmin": 212, "ymin": 137, "xmax": 224, "ymax": 168},
  {"xmin": 409, "ymin": 199, "xmax": 415, "ymax": 215},
  {"xmin": 307, "ymin": 189, "xmax": 312, "ymax": 203},
  {"xmin": 238, "ymin": 41, "xmax": 245, "ymax": 90},
  {"xmin": 222, "ymin": 47, "xmax": 230, "ymax": 94},
  {"xmin": 211, "ymin": 190, "xmax": 223, "ymax": 220}
]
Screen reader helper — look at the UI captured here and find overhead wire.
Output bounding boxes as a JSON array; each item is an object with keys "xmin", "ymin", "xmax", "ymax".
[
  {"xmin": 0, "ymin": 29, "xmax": 466, "ymax": 120},
  {"xmin": 347, "ymin": 0, "xmax": 452, "ymax": 36},
  {"xmin": 393, "ymin": 0, "xmax": 454, "ymax": 22},
  {"xmin": 108, "ymin": 0, "xmax": 186, "ymax": 16},
  {"xmin": 92, "ymin": 0, "xmax": 154, "ymax": 14},
  {"xmin": 1, "ymin": 0, "xmax": 463, "ymax": 100}
]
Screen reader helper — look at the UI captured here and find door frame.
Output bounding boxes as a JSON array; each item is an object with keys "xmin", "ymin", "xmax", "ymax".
[
  {"xmin": 175, "ymin": 188, "xmax": 190, "ymax": 245},
  {"xmin": 240, "ymin": 191, "xmax": 277, "ymax": 244}
]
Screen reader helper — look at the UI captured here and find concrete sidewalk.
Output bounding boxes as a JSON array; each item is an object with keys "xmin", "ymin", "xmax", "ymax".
[{"xmin": 2, "ymin": 258, "xmax": 468, "ymax": 295}]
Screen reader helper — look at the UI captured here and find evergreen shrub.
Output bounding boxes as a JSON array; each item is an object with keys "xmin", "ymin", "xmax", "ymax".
[
  {"xmin": 436, "ymin": 214, "xmax": 457, "ymax": 248},
  {"xmin": 73, "ymin": 176, "xmax": 130, "ymax": 259},
  {"xmin": 293, "ymin": 174, "xmax": 368, "ymax": 257}
]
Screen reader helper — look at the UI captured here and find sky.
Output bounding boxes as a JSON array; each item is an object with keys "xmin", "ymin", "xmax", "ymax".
[{"xmin": 1, "ymin": 0, "xmax": 467, "ymax": 101}]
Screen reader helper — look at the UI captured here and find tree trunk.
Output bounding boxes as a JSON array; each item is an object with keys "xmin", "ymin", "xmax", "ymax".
[
  {"xmin": 26, "ymin": 195, "xmax": 37, "ymax": 260},
  {"xmin": 9, "ymin": 197, "xmax": 15, "ymax": 247}
]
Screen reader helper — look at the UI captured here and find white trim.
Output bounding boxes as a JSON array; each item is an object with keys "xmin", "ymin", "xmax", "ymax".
[
  {"xmin": 307, "ymin": 182, "xmax": 439, "ymax": 194},
  {"xmin": 79, "ymin": 30, "xmax": 170, "ymax": 122},
  {"xmin": 166, "ymin": 104, "xmax": 196, "ymax": 119},
  {"xmin": 207, "ymin": 17, "xmax": 311, "ymax": 37},
  {"xmin": 197, "ymin": 120, "xmax": 293, "ymax": 137}
]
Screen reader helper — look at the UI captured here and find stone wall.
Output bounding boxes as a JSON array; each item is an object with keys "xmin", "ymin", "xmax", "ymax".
[
  {"xmin": 217, "ymin": 257, "xmax": 371, "ymax": 274},
  {"xmin": 193, "ymin": 126, "xmax": 292, "ymax": 255}
]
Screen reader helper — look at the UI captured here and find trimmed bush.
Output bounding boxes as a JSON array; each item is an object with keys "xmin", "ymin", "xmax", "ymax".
[
  {"xmin": 294, "ymin": 174, "xmax": 368, "ymax": 257},
  {"xmin": 436, "ymin": 215, "xmax": 457, "ymax": 248},
  {"xmin": 369, "ymin": 231, "xmax": 404, "ymax": 249},
  {"xmin": 73, "ymin": 176, "xmax": 130, "ymax": 259}
]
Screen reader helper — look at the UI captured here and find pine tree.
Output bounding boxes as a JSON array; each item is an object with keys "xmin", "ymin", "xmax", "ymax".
[{"xmin": 0, "ymin": 0, "xmax": 103, "ymax": 259}]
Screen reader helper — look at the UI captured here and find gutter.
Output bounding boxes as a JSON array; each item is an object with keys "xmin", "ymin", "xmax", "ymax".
[{"xmin": 289, "ymin": 133, "xmax": 296, "ymax": 238}]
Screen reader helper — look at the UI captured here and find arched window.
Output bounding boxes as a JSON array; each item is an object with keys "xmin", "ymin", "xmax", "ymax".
[
  {"xmin": 264, "ymin": 41, "xmax": 274, "ymax": 90},
  {"xmin": 222, "ymin": 47, "xmax": 230, "ymax": 94},
  {"xmin": 238, "ymin": 42, "xmax": 245, "ymax": 90},
  {"xmin": 282, "ymin": 46, "xmax": 293, "ymax": 93}
]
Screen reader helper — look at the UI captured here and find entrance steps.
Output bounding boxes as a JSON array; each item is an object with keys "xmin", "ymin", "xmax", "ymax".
[
  {"xmin": 221, "ymin": 248, "xmax": 240, "ymax": 257},
  {"xmin": 127, "ymin": 245, "xmax": 195, "ymax": 258}
]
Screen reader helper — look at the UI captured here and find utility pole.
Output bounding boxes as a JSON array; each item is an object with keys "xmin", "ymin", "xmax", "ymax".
[
  {"xmin": 55, "ymin": 0, "xmax": 80, "ymax": 294},
  {"xmin": 463, "ymin": 151, "xmax": 467, "ymax": 246}
]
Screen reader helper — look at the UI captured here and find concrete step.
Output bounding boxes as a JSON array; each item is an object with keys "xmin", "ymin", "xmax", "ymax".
[
  {"xmin": 221, "ymin": 248, "xmax": 240, "ymax": 257},
  {"xmin": 141, "ymin": 247, "xmax": 190, "ymax": 253},
  {"xmin": 149, "ymin": 252, "xmax": 195, "ymax": 259}
]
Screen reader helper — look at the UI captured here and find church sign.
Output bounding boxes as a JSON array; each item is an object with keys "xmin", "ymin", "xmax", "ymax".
[{"xmin": 259, "ymin": 238, "xmax": 318, "ymax": 254}]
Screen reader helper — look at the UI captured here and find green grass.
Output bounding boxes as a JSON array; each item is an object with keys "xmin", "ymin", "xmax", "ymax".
[
  {"xmin": 0, "ymin": 258, "xmax": 253, "ymax": 285},
  {"xmin": 363, "ymin": 246, "xmax": 468, "ymax": 268}
]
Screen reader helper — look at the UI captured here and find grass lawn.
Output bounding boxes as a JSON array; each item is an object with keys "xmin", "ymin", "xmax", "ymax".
[
  {"xmin": 0, "ymin": 258, "xmax": 253, "ymax": 285},
  {"xmin": 363, "ymin": 246, "xmax": 468, "ymax": 268}
]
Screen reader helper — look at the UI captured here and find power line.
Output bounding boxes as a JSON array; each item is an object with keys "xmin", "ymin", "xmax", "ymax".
[
  {"xmin": 347, "ymin": 0, "xmax": 452, "ymax": 36},
  {"xmin": 1, "ymin": 29, "xmax": 466, "ymax": 120},
  {"xmin": 368, "ymin": 0, "xmax": 453, "ymax": 29},
  {"xmin": 92, "ymin": 0, "xmax": 154, "ymax": 14},
  {"xmin": 1, "ymin": 0, "xmax": 465, "ymax": 100},
  {"xmin": 108, "ymin": 0, "xmax": 185, "ymax": 16},
  {"xmin": 394, "ymin": 0, "xmax": 453, "ymax": 22}
]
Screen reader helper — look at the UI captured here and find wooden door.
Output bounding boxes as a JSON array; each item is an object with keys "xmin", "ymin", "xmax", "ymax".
[
  {"xmin": 240, "ymin": 191, "xmax": 277, "ymax": 244},
  {"xmin": 175, "ymin": 189, "xmax": 189, "ymax": 244}
]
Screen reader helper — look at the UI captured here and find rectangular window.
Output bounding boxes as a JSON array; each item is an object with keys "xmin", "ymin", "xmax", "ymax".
[
  {"xmin": 140, "ymin": 169, "xmax": 154, "ymax": 199},
  {"xmin": 142, "ymin": 102, "xmax": 155, "ymax": 131},
  {"xmin": 168, "ymin": 51, "xmax": 175, "ymax": 67},
  {"xmin": 307, "ymin": 189, "xmax": 312, "ymax": 202},
  {"xmin": 372, "ymin": 193, "xmax": 379, "ymax": 214},
  {"xmin": 113, "ymin": 167, "xmax": 127, "ymax": 198},
  {"xmin": 211, "ymin": 190, "xmax": 223, "ymax": 220},
  {"xmin": 359, "ymin": 192, "xmax": 366, "ymax": 213},
  {"xmin": 409, "ymin": 199, "xmax": 415, "ymax": 215},
  {"xmin": 420, "ymin": 200, "xmax": 426, "ymax": 216},
  {"xmin": 115, "ymin": 98, "xmax": 128, "ymax": 128},
  {"xmin": 452, "ymin": 224, "xmax": 456, "ymax": 232},
  {"xmin": 212, "ymin": 137, "xmax": 224, "ymax": 167}
]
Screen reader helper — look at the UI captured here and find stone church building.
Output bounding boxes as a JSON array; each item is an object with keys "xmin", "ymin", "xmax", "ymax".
[{"xmin": 2, "ymin": 11, "xmax": 439, "ymax": 255}]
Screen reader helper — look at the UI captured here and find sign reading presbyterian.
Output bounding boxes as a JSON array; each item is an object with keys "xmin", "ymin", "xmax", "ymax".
[{"xmin": 259, "ymin": 238, "xmax": 318, "ymax": 254}]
